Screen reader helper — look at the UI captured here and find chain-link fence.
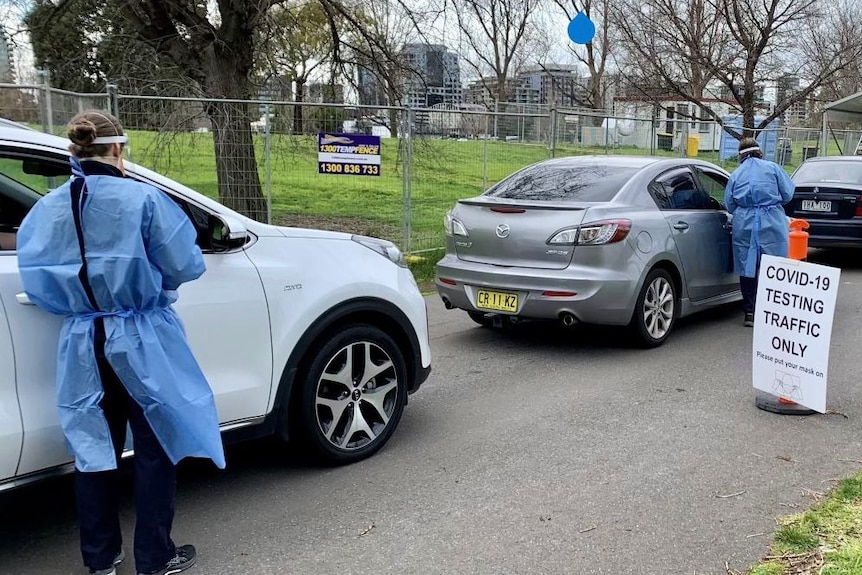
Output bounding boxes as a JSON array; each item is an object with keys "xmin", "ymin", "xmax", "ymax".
[{"xmin": 1, "ymin": 82, "xmax": 854, "ymax": 253}]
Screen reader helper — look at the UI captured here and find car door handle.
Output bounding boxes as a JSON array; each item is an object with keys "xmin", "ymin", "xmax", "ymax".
[
  {"xmin": 673, "ymin": 222, "xmax": 690, "ymax": 231},
  {"xmin": 16, "ymin": 292, "xmax": 34, "ymax": 305}
]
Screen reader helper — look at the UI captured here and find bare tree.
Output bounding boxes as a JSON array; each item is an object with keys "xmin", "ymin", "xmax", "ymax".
[
  {"xmin": 113, "ymin": 0, "xmax": 273, "ymax": 219},
  {"xmin": 614, "ymin": 0, "xmax": 862, "ymax": 138},
  {"xmin": 314, "ymin": 0, "xmax": 441, "ymax": 137},
  {"xmin": 613, "ymin": 0, "xmax": 731, "ymax": 121},
  {"xmin": 548, "ymin": 0, "xmax": 613, "ymax": 116},
  {"xmin": 260, "ymin": 1, "xmax": 337, "ymax": 134},
  {"xmin": 803, "ymin": 0, "xmax": 862, "ymax": 106},
  {"xmin": 449, "ymin": 0, "xmax": 542, "ymax": 107}
]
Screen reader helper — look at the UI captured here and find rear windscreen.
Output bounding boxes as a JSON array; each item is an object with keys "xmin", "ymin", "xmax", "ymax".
[
  {"xmin": 484, "ymin": 163, "xmax": 640, "ymax": 202},
  {"xmin": 793, "ymin": 161, "xmax": 862, "ymax": 185}
]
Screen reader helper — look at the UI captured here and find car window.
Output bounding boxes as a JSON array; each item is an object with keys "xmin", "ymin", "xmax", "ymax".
[
  {"xmin": 0, "ymin": 153, "xmax": 62, "ymax": 251},
  {"xmin": 649, "ymin": 168, "xmax": 712, "ymax": 210},
  {"xmin": 793, "ymin": 161, "xmax": 862, "ymax": 185},
  {"xmin": 0, "ymin": 149, "xmax": 222, "ymax": 252},
  {"xmin": 694, "ymin": 168, "xmax": 728, "ymax": 201},
  {"xmin": 484, "ymin": 163, "xmax": 640, "ymax": 202}
]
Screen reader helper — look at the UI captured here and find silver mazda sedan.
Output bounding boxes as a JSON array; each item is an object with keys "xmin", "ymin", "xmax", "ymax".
[{"xmin": 435, "ymin": 156, "xmax": 741, "ymax": 347}]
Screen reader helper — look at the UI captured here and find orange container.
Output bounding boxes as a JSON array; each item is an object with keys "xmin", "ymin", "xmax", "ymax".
[{"xmin": 788, "ymin": 219, "xmax": 810, "ymax": 261}]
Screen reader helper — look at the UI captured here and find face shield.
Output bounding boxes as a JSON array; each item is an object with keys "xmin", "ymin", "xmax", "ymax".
[{"xmin": 91, "ymin": 134, "xmax": 129, "ymax": 174}]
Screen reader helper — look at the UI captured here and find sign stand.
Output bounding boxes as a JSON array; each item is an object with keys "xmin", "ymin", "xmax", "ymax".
[
  {"xmin": 751, "ymin": 249, "xmax": 840, "ymax": 416},
  {"xmin": 754, "ymin": 391, "xmax": 817, "ymax": 415},
  {"xmin": 755, "ymin": 220, "xmax": 819, "ymax": 416}
]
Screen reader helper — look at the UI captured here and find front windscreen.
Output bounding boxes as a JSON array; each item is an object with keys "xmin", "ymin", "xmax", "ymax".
[
  {"xmin": 793, "ymin": 161, "xmax": 862, "ymax": 186},
  {"xmin": 484, "ymin": 163, "xmax": 640, "ymax": 202}
]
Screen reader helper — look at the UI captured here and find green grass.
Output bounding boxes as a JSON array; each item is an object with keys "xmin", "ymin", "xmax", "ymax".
[
  {"xmin": 119, "ymin": 130, "xmax": 832, "ymax": 258},
  {"xmin": 745, "ymin": 474, "xmax": 862, "ymax": 574},
  {"xmin": 11, "ymin": 128, "xmax": 825, "ymax": 288},
  {"xmin": 405, "ymin": 248, "xmax": 445, "ymax": 292}
]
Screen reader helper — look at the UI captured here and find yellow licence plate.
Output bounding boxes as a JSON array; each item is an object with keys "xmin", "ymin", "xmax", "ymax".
[{"xmin": 476, "ymin": 290, "xmax": 519, "ymax": 313}]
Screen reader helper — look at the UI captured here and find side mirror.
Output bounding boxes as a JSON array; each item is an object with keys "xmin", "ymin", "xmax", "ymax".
[{"xmin": 209, "ymin": 213, "xmax": 249, "ymax": 251}]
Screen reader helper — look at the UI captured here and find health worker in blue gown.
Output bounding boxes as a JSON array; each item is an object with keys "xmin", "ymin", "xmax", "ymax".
[
  {"xmin": 724, "ymin": 136, "xmax": 795, "ymax": 327},
  {"xmin": 16, "ymin": 110, "xmax": 224, "ymax": 575}
]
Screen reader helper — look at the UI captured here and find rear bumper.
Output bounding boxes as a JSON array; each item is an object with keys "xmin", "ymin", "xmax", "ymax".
[
  {"xmin": 435, "ymin": 254, "xmax": 639, "ymax": 325},
  {"xmin": 805, "ymin": 219, "xmax": 862, "ymax": 248}
]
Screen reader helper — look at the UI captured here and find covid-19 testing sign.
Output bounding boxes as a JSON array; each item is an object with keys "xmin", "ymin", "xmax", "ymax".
[
  {"xmin": 752, "ymin": 255, "xmax": 841, "ymax": 413},
  {"xmin": 317, "ymin": 133, "xmax": 381, "ymax": 176}
]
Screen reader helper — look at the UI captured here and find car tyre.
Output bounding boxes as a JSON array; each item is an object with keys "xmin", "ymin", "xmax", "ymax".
[
  {"xmin": 293, "ymin": 324, "xmax": 408, "ymax": 464},
  {"xmin": 630, "ymin": 268, "xmax": 676, "ymax": 348}
]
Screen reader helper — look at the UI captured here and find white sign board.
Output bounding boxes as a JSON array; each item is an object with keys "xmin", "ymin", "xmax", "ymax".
[{"xmin": 752, "ymin": 255, "xmax": 841, "ymax": 413}]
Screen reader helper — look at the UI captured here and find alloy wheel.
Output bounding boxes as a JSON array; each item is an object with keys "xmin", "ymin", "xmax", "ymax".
[
  {"xmin": 643, "ymin": 276, "xmax": 674, "ymax": 340},
  {"xmin": 315, "ymin": 341, "xmax": 400, "ymax": 451}
]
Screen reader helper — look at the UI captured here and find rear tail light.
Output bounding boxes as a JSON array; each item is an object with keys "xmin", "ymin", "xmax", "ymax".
[
  {"xmin": 542, "ymin": 291, "xmax": 577, "ymax": 297},
  {"xmin": 548, "ymin": 219, "xmax": 632, "ymax": 246},
  {"xmin": 438, "ymin": 277, "xmax": 457, "ymax": 286},
  {"xmin": 855, "ymin": 197, "xmax": 862, "ymax": 217},
  {"xmin": 444, "ymin": 212, "xmax": 468, "ymax": 236}
]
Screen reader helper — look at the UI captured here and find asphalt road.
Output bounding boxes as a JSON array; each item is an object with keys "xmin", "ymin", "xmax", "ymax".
[{"xmin": 3, "ymin": 249, "xmax": 862, "ymax": 575}]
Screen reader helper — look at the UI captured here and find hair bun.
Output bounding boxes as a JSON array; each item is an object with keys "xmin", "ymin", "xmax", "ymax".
[{"xmin": 67, "ymin": 119, "xmax": 98, "ymax": 146}]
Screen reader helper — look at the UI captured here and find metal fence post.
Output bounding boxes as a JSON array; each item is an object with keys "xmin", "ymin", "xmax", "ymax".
[
  {"xmin": 679, "ymin": 120, "xmax": 689, "ymax": 158},
  {"xmin": 483, "ymin": 112, "xmax": 489, "ymax": 191},
  {"xmin": 549, "ymin": 108, "xmax": 557, "ymax": 158},
  {"xmin": 264, "ymin": 102, "xmax": 272, "ymax": 225},
  {"xmin": 36, "ymin": 69, "xmax": 53, "ymax": 134},
  {"xmin": 401, "ymin": 107, "xmax": 414, "ymax": 253},
  {"xmin": 107, "ymin": 83, "xmax": 119, "ymax": 119},
  {"xmin": 604, "ymin": 111, "xmax": 610, "ymax": 154}
]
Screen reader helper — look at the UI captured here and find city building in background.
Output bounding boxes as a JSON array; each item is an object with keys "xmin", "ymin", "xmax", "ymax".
[
  {"xmin": 308, "ymin": 83, "xmax": 345, "ymax": 104},
  {"xmin": 401, "ymin": 43, "xmax": 462, "ymax": 108},
  {"xmin": 357, "ymin": 43, "xmax": 462, "ymax": 109}
]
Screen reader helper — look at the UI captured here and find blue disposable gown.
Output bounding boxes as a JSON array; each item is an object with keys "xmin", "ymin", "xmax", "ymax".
[
  {"xmin": 16, "ymin": 159, "xmax": 226, "ymax": 472},
  {"xmin": 724, "ymin": 157, "xmax": 795, "ymax": 278}
]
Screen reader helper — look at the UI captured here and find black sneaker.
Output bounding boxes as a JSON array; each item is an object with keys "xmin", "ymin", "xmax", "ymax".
[
  {"xmin": 138, "ymin": 545, "xmax": 196, "ymax": 575},
  {"xmin": 744, "ymin": 313, "xmax": 754, "ymax": 327},
  {"xmin": 90, "ymin": 550, "xmax": 125, "ymax": 575}
]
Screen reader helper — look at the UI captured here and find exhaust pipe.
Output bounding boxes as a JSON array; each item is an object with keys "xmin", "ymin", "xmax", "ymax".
[
  {"xmin": 441, "ymin": 297, "xmax": 454, "ymax": 310},
  {"xmin": 560, "ymin": 312, "xmax": 577, "ymax": 327}
]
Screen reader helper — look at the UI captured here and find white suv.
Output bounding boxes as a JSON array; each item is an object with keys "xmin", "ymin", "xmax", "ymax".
[{"xmin": 0, "ymin": 124, "xmax": 431, "ymax": 490}]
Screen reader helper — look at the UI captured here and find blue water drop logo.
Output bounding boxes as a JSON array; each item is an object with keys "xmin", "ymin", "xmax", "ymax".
[{"xmin": 567, "ymin": 11, "xmax": 596, "ymax": 44}]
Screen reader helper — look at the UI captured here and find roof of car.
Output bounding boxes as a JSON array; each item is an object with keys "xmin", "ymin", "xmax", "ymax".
[
  {"xmin": 800, "ymin": 155, "xmax": 862, "ymax": 163},
  {"xmin": 0, "ymin": 125, "xmax": 67, "ymax": 148},
  {"xmin": 540, "ymin": 155, "xmax": 663, "ymax": 168},
  {"xmin": 0, "ymin": 118, "xmax": 36, "ymax": 131}
]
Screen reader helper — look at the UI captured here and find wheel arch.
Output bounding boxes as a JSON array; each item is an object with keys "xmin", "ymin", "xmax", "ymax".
[
  {"xmin": 649, "ymin": 260, "xmax": 683, "ymax": 312},
  {"xmin": 272, "ymin": 297, "xmax": 423, "ymax": 442},
  {"xmin": 628, "ymin": 259, "xmax": 683, "ymax": 325}
]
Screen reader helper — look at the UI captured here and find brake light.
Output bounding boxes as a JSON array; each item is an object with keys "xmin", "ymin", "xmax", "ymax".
[
  {"xmin": 548, "ymin": 219, "xmax": 632, "ymax": 246},
  {"xmin": 490, "ymin": 207, "xmax": 526, "ymax": 213},
  {"xmin": 438, "ymin": 277, "xmax": 457, "ymax": 286},
  {"xmin": 855, "ymin": 197, "xmax": 862, "ymax": 217}
]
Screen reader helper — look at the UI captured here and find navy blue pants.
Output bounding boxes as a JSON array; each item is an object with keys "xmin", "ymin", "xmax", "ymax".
[
  {"xmin": 76, "ymin": 319, "xmax": 177, "ymax": 573},
  {"xmin": 740, "ymin": 276, "xmax": 757, "ymax": 314}
]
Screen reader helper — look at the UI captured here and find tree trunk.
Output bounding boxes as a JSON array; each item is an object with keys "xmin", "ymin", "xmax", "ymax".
[
  {"xmin": 202, "ymin": 49, "xmax": 267, "ymax": 222},
  {"xmin": 293, "ymin": 79, "xmax": 305, "ymax": 134},
  {"xmin": 741, "ymin": 73, "xmax": 757, "ymax": 139},
  {"xmin": 742, "ymin": 104, "xmax": 756, "ymax": 139},
  {"xmin": 386, "ymin": 86, "xmax": 400, "ymax": 138}
]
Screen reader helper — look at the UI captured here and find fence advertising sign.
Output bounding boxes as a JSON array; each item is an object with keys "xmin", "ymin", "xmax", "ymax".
[
  {"xmin": 317, "ymin": 133, "xmax": 381, "ymax": 176},
  {"xmin": 752, "ymin": 255, "xmax": 841, "ymax": 413}
]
